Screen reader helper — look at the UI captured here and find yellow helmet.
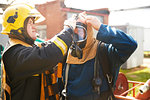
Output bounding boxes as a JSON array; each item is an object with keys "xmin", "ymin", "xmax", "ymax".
[{"xmin": 1, "ymin": 3, "xmax": 45, "ymax": 35}]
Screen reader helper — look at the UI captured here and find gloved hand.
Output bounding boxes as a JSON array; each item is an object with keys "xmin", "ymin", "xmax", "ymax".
[
  {"xmin": 77, "ymin": 12, "xmax": 87, "ymax": 24},
  {"xmin": 64, "ymin": 14, "xmax": 77, "ymax": 30},
  {"xmin": 85, "ymin": 15, "xmax": 102, "ymax": 31}
]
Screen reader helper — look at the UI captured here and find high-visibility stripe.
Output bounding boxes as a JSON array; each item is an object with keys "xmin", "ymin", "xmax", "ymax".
[
  {"xmin": 54, "ymin": 37, "xmax": 67, "ymax": 55},
  {"xmin": 51, "ymin": 73, "xmax": 57, "ymax": 84},
  {"xmin": 40, "ymin": 73, "xmax": 45, "ymax": 100},
  {"xmin": 57, "ymin": 63, "xmax": 62, "ymax": 78},
  {"xmin": 32, "ymin": 74, "xmax": 39, "ymax": 76},
  {"xmin": 48, "ymin": 85, "xmax": 53, "ymax": 96},
  {"xmin": 56, "ymin": 94, "xmax": 59, "ymax": 100},
  {"xmin": 2, "ymin": 62, "xmax": 11, "ymax": 100}
]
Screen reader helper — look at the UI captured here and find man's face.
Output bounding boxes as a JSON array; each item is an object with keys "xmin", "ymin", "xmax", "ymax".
[
  {"xmin": 74, "ymin": 26, "xmax": 86, "ymax": 41},
  {"xmin": 27, "ymin": 18, "xmax": 37, "ymax": 40}
]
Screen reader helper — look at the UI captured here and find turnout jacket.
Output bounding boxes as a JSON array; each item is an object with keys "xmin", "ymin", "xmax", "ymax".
[
  {"xmin": 63, "ymin": 24, "xmax": 137, "ymax": 99},
  {"xmin": 1, "ymin": 27, "xmax": 73, "ymax": 100}
]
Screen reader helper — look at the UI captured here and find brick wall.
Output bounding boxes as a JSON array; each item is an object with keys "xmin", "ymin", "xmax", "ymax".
[
  {"xmin": 36, "ymin": 0, "xmax": 109, "ymax": 39},
  {"xmin": 36, "ymin": 0, "xmax": 66, "ymax": 39}
]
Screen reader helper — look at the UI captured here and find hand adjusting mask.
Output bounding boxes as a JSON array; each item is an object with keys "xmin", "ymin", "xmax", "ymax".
[{"xmin": 70, "ymin": 20, "xmax": 87, "ymax": 59}]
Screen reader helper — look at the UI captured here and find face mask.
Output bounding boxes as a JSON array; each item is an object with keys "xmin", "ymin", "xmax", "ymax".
[{"xmin": 70, "ymin": 22, "xmax": 87, "ymax": 59}]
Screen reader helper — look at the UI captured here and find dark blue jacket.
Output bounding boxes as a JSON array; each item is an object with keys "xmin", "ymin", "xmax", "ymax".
[{"xmin": 63, "ymin": 24, "xmax": 137, "ymax": 97}]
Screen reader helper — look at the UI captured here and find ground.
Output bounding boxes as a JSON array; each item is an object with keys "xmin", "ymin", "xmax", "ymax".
[
  {"xmin": 117, "ymin": 58, "xmax": 150, "ymax": 97},
  {"xmin": 142, "ymin": 58, "xmax": 150, "ymax": 68},
  {"xmin": 120, "ymin": 58, "xmax": 150, "ymax": 82}
]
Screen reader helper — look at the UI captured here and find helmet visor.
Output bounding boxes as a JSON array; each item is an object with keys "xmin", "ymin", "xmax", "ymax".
[{"xmin": 28, "ymin": 8, "xmax": 45, "ymax": 23}]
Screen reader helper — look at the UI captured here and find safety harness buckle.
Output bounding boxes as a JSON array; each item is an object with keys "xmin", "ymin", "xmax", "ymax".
[
  {"xmin": 62, "ymin": 88, "xmax": 67, "ymax": 97},
  {"xmin": 106, "ymin": 74, "xmax": 113, "ymax": 84}
]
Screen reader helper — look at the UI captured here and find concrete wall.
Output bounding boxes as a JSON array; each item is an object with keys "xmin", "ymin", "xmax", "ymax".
[
  {"xmin": 0, "ymin": 24, "xmax": 9, "ymax": 48},
  {"xmin": 113, "ymin": 25, "xmax": 144, "ymax": 69},
  {"xmin": 36, "ymin": 25, "xmax": 47, "ymax": 40},
  {"xmin": 144, "ymin": 28, "xmax": 150, "ymax": 51}
]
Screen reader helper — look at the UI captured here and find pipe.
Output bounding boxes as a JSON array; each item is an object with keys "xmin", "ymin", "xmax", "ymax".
[
  {"xmin": 139, "ymin": 79, "xmax": 150, "ymax": 94},
  {"xmin": 135, "ymin": 79, "xmax": 150, "ymax": 100}
]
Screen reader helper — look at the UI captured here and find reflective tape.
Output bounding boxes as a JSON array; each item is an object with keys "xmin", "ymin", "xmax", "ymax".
[{"xmin": 54, "ymin": 37, "xmax": 67, "ymax": 55}]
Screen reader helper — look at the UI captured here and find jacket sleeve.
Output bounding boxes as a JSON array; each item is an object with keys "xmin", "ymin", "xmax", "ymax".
[
  {"xmin": 96, "ymin": 24, "xmax": 137, "ymax": 66},
  {"xmin": 3, "ymin": 27, "xmax": 73, "ymax": 80}
]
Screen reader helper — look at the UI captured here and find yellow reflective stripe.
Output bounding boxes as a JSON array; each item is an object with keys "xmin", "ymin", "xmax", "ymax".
[
  {"xmin": 54, "ymin": 37, "xmax": 67, "ymax": 55},
  {"xmin": 33, "ymin": 74, "xmax": 39, "ymax": 76},
  {"xmin": 2, "ymin": 61, "xmax": 11, "ymax": 100}
]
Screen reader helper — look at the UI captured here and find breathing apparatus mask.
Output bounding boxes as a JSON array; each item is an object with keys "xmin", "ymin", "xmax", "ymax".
[{"xmin": 70, "ymin": 21, "xmax": 87, "ymax": 59}]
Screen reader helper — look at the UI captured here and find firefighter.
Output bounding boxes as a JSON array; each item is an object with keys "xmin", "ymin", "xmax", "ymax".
[
  {"xmin": 1, "ymin": 3, "xmax": 77, "ymax": 100},
  {"xmin": 62, "ymin": 12, "xmax": 137, "ymax": 100}
]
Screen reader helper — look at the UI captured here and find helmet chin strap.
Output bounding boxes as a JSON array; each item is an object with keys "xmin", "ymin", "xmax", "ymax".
[
  {"xmin": 22, "ymin": 31, "xmax": 35, "ymax": 45},
  {"xmin": 9, "ymin": 28, "xmax": 34, "ymax": 45}
]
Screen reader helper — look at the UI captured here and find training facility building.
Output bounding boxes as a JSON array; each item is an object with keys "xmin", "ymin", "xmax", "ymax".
[
  {"xmin": 35, "ymin": 0, "xmax": 109, "ymax": 39},
  {"xmin": 0, "ymin": 0, "xmax": 109, "ymax": 45},
  {"xmin": 112, "ymin": 25, "xmax": 144, "ymax": 69},
  {"xmin": 0, "ymin": 0, "xmax": 144, "ymax": 69},
  {"xmin": 35, "ymin": 0, "xmax": 144, "ymax": 69}
]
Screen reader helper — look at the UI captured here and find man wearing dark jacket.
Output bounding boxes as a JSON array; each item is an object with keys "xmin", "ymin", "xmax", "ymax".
[
  {"xmin": 1, "ymin": 3, "xmax": 76, "ymax": 100},
  {"xmin": 63, "ymin": 12, "xmax": 137, "ymax": 100}
]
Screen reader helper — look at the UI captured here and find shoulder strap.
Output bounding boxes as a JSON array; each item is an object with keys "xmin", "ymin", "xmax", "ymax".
[
  {"xmin": 92, "ymin": 42, "xmax": 102, "ymax": 94},
  {"xmin": 98, "ymin": 42, "xmax": 116, "ymax": 100},
  {"xmin": 1, "ymin": 61, "xmax": 11, "ymax": 100},
  {"xmin": 98, "ymin": 42, "xmax": 113, "ymax": 84}
]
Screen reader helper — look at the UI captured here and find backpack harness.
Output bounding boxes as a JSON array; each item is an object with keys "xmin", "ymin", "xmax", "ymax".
[{"xmin": 63, "ymin": 42, "xmax": 116, "ymax": 100}]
